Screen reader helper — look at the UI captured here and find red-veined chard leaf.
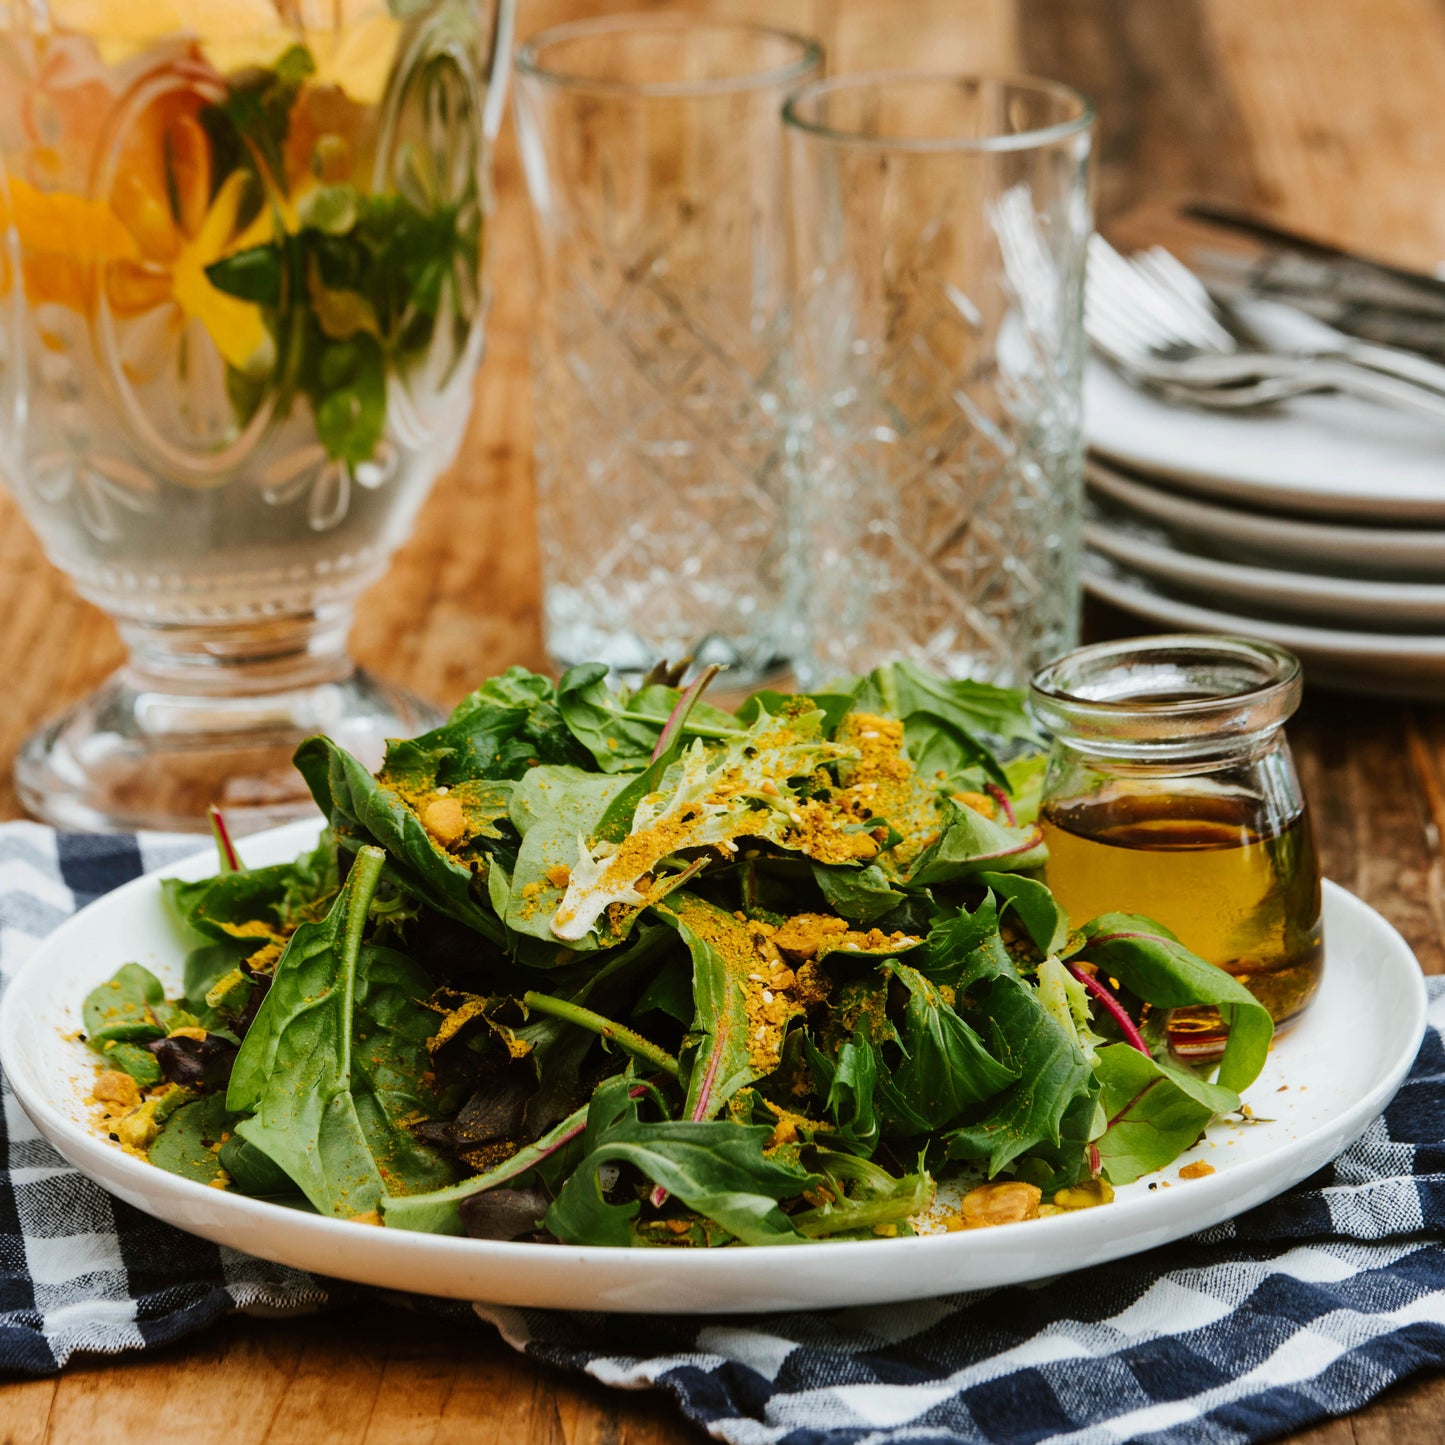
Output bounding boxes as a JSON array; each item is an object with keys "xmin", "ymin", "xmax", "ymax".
[
  {"xmin": 1078, "ymin": 914, "xmax": 1274, "ymax": 1094},
  {"xmin": 906, "ymin": 797, "xmax": 1047, "ymax": 888},
  {"xmin": 1094, "ymin": 1042, "xmax": 1240, "ymax": 1184}
]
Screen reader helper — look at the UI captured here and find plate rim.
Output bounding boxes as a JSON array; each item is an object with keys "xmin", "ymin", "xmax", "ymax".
[
  {"xmin": 1085, "ymin": 564, "xmax": 1445, "ymax": 663},
  {"xmin": 1084, "ymin": 523, "xmax": 1445, "ymax": 622},
  {"xmin": 1085, "ymin": 458, "xmax": 1445, "ymax": 567},
  {"xmin": 1084, "ymin": 357, "xmax": 1445, "ymax": 522},
  {"xmin": 0, "ymin": 821, "xmax": 1428, "ymax": 1310}
]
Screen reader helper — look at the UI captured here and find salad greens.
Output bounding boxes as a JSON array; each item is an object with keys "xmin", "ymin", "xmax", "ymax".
[{"xmin": 80, "ymin": 662, "xmax": 1272, "ymax": 1244}]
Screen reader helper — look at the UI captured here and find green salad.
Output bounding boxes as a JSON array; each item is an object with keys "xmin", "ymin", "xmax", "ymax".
[{"xmin": 78, "ymin": 661, "xmax": 1270, "ymax": 1244}]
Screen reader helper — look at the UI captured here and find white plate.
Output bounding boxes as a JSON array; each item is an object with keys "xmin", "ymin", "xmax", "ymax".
[
  {"xmin": 0, "ymin": 822, "xmax": 1427, "ymax": 1314},
  {"xmin": 1084, "ymin": 301, "xmax": 1445, "ymax": 522},
  {"xmin": 1085, "ymin": 521, "xmax": 1445, "ymax": 629},
  {"xmin": 1086, "ymin": 558, "xmax": 1445, "ymax": 699},
  {"xmin": 1087, "ymin": 459, "xmax": 1445, "ymax": 578}
]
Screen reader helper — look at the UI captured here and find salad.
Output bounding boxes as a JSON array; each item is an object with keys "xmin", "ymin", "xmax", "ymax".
[{"xmin": 78, "ymin": 662, "xmax": 1271, "ymax": 1245}]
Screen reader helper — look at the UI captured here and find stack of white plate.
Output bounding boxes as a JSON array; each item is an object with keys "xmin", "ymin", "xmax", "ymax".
[{"xmin": 1082, "ymin": 351, "xmax": 1445, "ymax": 698}]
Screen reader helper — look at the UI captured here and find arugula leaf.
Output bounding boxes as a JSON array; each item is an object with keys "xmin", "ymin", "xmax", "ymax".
[
  {"xmin": 543, "ymin": 1078, "xmax": 820, "ymax": 1246},
  {"xmin": 1094, "ymin": 1043, "xmax": 1240, "ymax": 1184},
  {"xmin": 226, "ymin": 847, "xmax": 452, "ymax": 1218},
  {"xmin": 977, "ymin": 871, "xmax": 1071, "ymax": 956},
  {"xmin": 805, "ymin": 1031, "xmax": 881, "ymax": 1152},
  {"xmin": 555, "ymin": 664, "xmax": 743, "ymax": 772},
  {"xmin": 294, "ymin": 736, "xmax": 505, "ymax": 944},
  {"xmin": 907, "ymin": 798, "xmax": 1047, "ymax": 888},
  {"xmin": 943, "ymin": 975, "xmax": 1095, "ymax": 1177},
  {"xmin": 921, "ymin": 895, "xmax": 1017, "ymax": 988},
  {"xmin": 879, "ymin": 962, "xmax": 1018, "ymax": 1132},
  {"xmin": 791, "ymin": 1149, "xmax": 934, "ymax": 1238},
  {"xmin": 1078, "ymin": 915, "xmax": 1274, "ymax": 1093}
]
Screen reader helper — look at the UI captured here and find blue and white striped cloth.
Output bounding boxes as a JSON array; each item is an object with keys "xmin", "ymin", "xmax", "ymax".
[{"xmin": 3, "ymin": 820, "xmax": 1445, "ymax": 1444}]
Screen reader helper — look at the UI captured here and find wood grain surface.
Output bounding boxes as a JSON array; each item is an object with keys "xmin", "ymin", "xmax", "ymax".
[{"xmin": 4, "ymin": 0, "xmax": 1445, "ymax": 1439}]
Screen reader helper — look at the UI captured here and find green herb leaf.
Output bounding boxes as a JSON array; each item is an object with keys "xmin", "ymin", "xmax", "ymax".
[
  {"xmin": 1078, "ymin": 914, "xmax": 1274, "ymax": 1093},
  {"xmin": 943, "ymin": 975, "xmax": 1095, "ymax": 1177},
  {"xmin": 880, "ymin": 961, "xmax": 1019, "ymax": 1132},
  {"xmin": 906, "ymin": 798, "xmax": 1047, "ymax": 888},
  {"xmin": 1094, "ymin": 1043, "xmax": 1240, "ymax": 1184},
  {"xmin": 543, "ymin": 1079, "xmax": 819, "ymax": 1246},
  {"xmin": 294, "ymin": 736, "xmax": 506, "ymax": 944}
]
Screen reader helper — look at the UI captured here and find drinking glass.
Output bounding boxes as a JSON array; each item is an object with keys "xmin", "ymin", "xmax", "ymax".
[
  {"xmin": 513, "ymin": 15, "xmax": 822, "ymax": 686},
  {"xmin": 784, "ymin": 74, "xmax": 1094, "ymax": 688},
  {"xmin": 0, "ymin": 0, "xmax": 514, "ymax": 832}
]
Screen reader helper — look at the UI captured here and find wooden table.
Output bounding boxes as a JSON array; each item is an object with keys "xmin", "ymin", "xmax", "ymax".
[{"xmin": 4, "ymin": 0, "xmax": 1445, "ymax": 1438}]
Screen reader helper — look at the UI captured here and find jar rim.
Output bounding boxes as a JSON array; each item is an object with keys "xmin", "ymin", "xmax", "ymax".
[{"xmin": 1029, "ymin": 634, "xmax": 1302, "ymax": 755}]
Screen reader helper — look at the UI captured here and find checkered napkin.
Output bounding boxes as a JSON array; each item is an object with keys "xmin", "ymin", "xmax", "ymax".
[{"xmin": 4, "ymin": 822, "xmax": 1445, "ymax": 1445}]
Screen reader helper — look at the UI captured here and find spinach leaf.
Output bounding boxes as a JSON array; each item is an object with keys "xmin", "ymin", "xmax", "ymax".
[
  {"xmin": 906, "ymin": 799, "xmax": 1047, "ymax": 888},
  {"xmin": 504, "ymin": 767, "xmax": 631, "ymax": 944},
  {"xmin": 218, "ymin": 1134, "xmax": 296, "ymax": 1196},
  {"xmin": 851, "ymin": 660, "xmax": 1037, "ymax": 790},
  {"xmin": 1078, "ymin": 915, "xmax": 1274, "ymax": 1093},
  {"xmin": 856, "ymin": 660, "xmax": 1037, "ymax": 744},
  {"xmin": 543, "ymin": 1078, "xmax": 819, "ymax": 1246},
  {"xmin": 943, "ymin": 975, "xmax": 1095, "ymax": 1177},
  {"xmin": 385, "ymin": 668, "xmax": 586, "ymax": 788},
  {"xmin": 1094, "ymin": 1043, "xmax": 1240, "ymax": 1184},
  {"xmin": 83, "ymin": 963, "xmax": 164, "ymax": 1045},
  {"xmin": 294, "ymin": 736, "xmax": 505, "ymax": 944},
  {"xmin": 148, "ymin": 1094, "xmax": 235, "ymax": 1186},
  {"xmin": 226, "ymin": 847, "xmax": 452, "ymax": 1218},
  {"xmin": 812, "ymin": 862, "xmax": 906, "ymax": 925}
]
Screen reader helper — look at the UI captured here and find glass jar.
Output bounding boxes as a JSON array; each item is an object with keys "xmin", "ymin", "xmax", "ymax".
[{"xmin": 1029, "ymin": 634, "xmax": 1324, "ymax": 1057}]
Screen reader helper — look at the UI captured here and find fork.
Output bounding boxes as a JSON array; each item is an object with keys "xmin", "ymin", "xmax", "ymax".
[{"xmin": 1086, "ymin": 237, "xmax": 1445, "ymax": 422}]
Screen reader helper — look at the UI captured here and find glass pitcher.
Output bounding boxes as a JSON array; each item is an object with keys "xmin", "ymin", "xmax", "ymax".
[{"xmin": 0, "ymin": 0, "xmax": 514, "ymax": 832}]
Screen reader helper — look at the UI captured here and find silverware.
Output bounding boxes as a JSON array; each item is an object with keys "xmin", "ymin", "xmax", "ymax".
[
  {"xmin": 1181, "ymin": 202, "xmax": 1445, "ymax": 361},
  {"xmin": 1086, "ymin": 237, "xmax": 1445, "ymax": 423}
]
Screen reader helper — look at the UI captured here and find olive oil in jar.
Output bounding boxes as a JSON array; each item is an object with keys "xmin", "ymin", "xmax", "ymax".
[{"xmin": 1041, "ymin": 790, "xmax": 1324, "ymax": 1055}]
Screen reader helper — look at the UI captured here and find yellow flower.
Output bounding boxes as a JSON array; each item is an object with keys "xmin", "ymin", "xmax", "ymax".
[
  {"xmin": 0, "ymin": 179, "xmax": 138, "ymax": 313},
  {"xmin": 105, "ymin": 110, "xmax": 273, "ymax": 375}
]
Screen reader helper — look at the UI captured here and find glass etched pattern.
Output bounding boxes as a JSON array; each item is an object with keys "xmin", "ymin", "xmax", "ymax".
[
  {"xmin": 516, "ymin": 20, "xmax": 820, "ymax": 685},
  {"xmin": 787, "ymin": 80, "xmax": 1094, "ymax": 689}
]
